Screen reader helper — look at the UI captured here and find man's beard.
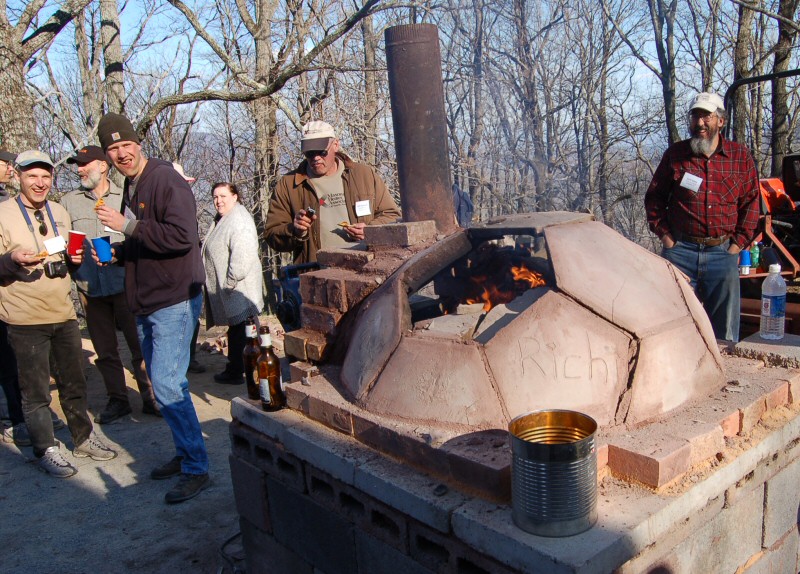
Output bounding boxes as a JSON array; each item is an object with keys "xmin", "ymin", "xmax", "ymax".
[
  {"xmin": 80, "ymin": 170, "xmax": 102, "ymax": 190},
  {"xmin": 690, "ymin": 124, "xmax": 719, "ymax": 156}
]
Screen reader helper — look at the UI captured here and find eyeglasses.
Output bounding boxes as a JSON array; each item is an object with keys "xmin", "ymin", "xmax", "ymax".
[
  {"xmin": 304, "ymin": 148, "xmax": 329, "ymax": 160},
  {"xmin": 33, "ymin": 210, "xmax": 47, "ymax": 236}
]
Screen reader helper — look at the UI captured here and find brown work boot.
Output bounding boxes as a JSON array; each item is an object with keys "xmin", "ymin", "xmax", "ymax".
[
  {"xmin": 151, "ymin": 456, "xmax": 183, "ymax": 480},
  {"xmin": 94, "ymin": 399, "xmax": 132, "ymax": 424}
]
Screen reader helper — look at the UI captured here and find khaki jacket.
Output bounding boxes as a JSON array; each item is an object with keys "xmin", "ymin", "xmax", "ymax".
[
  {"xmin": 0, "ymin": 198, "xmax": 76, "ymax": 325},
  {"xmin": 264, "ymin": 153, "xmax": 401, "ymax": 264}
]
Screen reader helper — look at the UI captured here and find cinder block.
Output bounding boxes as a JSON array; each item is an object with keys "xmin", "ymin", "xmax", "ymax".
[
  {"xmin": 409, "ymin": 521, "xmax": 517, "ymax": 574},
  {"xmin": 607, "ymin": 438, "xmax": 691, "ymax": 488},
  {"xmin": 766, "ymin": 381, "xmax": 790, "ymax": 410},
  {"xmin": 240, "ymin": 518, "xmax": 313, "ymax": 574},
  {"xmin": 364, "ymin": 221, "xmax": 437, "ymax": 247},
  {"xmin": 229, "ymin": 455, "xmax": 271, "ymax": 532},
  {"xmin": 267, "ymin": 477, "xmax": 357, "ymax": 574},
  {"xmin": 745, "ymin": 527, "xmax": 799, "ymax": 574},
  {"xmin": 741, "ymin": 397, "xmax": 767, "ymax": 433},
  {"xmin": 440, "ymin": 429, "xmax": 511, "ymax": 503},
  {"xmin": 721, "ymin": 409, "xmax": 742, "ymax": 437},
  {"xmin": 356, "ymin": 531, "xmax": 433, "ymax": 574},
  {"xmin": 764, "ymin": 457, "xmax": 800, "ymax": 547},
  {"xmin": 231, "ymin": 422, "xmax": 306, "ymax": 492},
  {"xmin": 290, "ymin": 361, "xmax": 319, "ymax": 383},
  {"xmin": 300, "ymin": 303, "xmax": 342, "ymax": 335},
  {"xmin": 317, "ymin": 246, "xmax": 375, "ymax": 271}
]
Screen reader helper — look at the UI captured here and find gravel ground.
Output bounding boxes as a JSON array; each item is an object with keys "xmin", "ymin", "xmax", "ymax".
[{"xmin": 0, "ymin": 327, "xmax": 248, "ymax": 574}]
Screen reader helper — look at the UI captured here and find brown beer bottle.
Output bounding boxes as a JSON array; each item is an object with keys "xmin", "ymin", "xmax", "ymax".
[
  {"xmin": 242, "ymin": 317, "xmax": 260, "ymax": 400},
  {"xmin": 257, "ymin": 325, "xmax": 285, "ymax": 411}
]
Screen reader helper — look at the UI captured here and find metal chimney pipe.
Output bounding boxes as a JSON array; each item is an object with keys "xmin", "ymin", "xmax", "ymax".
[{"xmin": 385, "ymin": 24, "xmax": 457, "ymax": 235}]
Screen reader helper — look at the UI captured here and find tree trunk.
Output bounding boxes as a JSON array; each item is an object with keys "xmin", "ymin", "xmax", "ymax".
[
  {"xmin": 361, "ymin": 16, "xmax": 378, "ymax": 165},
  {"xmin": 770, "ymin": 0, "xmax": 799, "ymax": 176},
  {"xmin": 0, "ymin": 46, "xmax": 37, "ymax": 150},
  {"xmin": 100, "ymin": 0, "xmax": 125, "ymax": 114},
  {"xmin": 732, "ymin": 4, "xmax": 754, "ymax": 142}
]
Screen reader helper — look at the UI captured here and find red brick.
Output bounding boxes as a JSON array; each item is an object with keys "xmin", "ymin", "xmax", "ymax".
[
  {"xmin": 364, "ymin": 221, "xmax": 437, "ymax": 247},
  {"xmin": 305, "ymin": 383, "xmax": 354, "ymax": 435},
  {"xmin": 317, "ymin": 246, "xmax": 374, "ymax": 271},
  {"xmin": 440, "ymin": 429, "xmax": 510, "ymax": 503},
  {"xmin": 345, "ymin": 275, "xmax": 383, "ymax": 309},
  {"xmin": 786, "ymin": 371, "xmax": 800, "ymax": 403},
  {"xmin": 597, "ymin": 442, "xmax": 609, "ymax": 472},
  {"xmin": 720, "ymin": 409, "xmax": 742, "ymax": 437},
  {"xmin": 290, "ymin": 361, "xmax": 320, "ymax": 383},
  {"xmin": 285, "ymin": 384, "xmax": 310, "ymax": 414},
  {"xmin": 283, "ymin": 331, "xmax": 309, "ymax": 361},
  {"xmin": 766, "ymin": 382, "xmax": 790, "ymax": 410},
  {"xmin": 301, "ymin": 303, "xmax": 342, "ymax": 335},
  {"xmin": 607, "ymin": 438, "xmax": 691, "ymax": 489},
  {"xmin": 741, "ymin": 397, "xmax": 767, "ymax": 433}
]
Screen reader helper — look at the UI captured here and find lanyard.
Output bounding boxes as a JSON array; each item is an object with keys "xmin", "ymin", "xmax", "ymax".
[{"xmin": 16, "ymin": 195, "xmax": 59, "ymax": 249}]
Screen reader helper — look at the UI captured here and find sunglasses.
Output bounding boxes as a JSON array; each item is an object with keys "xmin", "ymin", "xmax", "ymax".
[
  {"xmin": 303, "ymin": 148, "xmax": 329, "ymax": 159},
  {"xmin": 34, "ymin": 210, "xmax": 47, "ymax": 236}
]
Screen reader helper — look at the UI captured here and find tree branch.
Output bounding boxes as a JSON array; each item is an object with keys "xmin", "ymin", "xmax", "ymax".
[
  {"xmin": 21, "ymin": 0, "xmax": 94, "ymax": 59},
  {"xmin": 728, "ymin": 0, "xmax": 800, "ymax": 34}
]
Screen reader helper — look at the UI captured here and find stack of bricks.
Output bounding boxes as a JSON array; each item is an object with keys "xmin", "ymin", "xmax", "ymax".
[{"xmin": 283, "ymin": 220, "xmax": 439, "ymax": 363}]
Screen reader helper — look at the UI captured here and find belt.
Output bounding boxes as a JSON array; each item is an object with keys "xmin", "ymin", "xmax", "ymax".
[{"xmin": 676, "ymin": 233, "xmax": 729, "ymax": 247}]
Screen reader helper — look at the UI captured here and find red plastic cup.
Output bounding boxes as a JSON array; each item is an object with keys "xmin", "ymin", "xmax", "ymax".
[{"xmin": 67, "ymin": 230, "xmax": 87, "ymax": 256}]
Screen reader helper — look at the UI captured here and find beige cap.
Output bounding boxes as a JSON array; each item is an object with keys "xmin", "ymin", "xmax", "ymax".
[
  {"xmin": 690, "ymin": 92, "xmax": 724, "ymax": 113},
  {"xmin": 301, "ymin": 121, "xmax": 336, "ymax": 153}
]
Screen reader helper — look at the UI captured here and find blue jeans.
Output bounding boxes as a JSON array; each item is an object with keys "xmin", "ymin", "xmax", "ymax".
[
  {"xmin": 662, "ymin": 240, "xmax": 740, "ymax": 342},
  {"xmin": 137, "ymin": 294, "xmax": 208, "ymax": 475}
]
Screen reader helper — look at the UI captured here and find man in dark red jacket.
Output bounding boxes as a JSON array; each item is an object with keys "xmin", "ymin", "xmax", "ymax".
[
  {"xmin": 645, "ymin": 92, "xmax": 759, "ymax": 342},
  {"xmin": 94, "ymin": 112, "xmax": 210, "ymax": 504}
]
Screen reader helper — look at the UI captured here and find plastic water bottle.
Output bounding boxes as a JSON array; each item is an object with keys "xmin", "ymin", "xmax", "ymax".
[{"xmin": 760, "ymin": 264, "xmax": 786, "ymax": 340}]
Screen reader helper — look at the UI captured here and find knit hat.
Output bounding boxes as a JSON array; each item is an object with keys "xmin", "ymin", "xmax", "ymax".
[
  {"xmin": 97, "ymin": 113, "xmax": 140, "ymax": 151},
  {"xmin": 301, "ymin": 121, "xmax": 336, "ymax": 153}
]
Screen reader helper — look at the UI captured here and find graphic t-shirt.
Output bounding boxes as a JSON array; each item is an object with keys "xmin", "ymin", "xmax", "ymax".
[{"xmin": 308, "ymin": 160, "xmax": 350, "ymax": 249}]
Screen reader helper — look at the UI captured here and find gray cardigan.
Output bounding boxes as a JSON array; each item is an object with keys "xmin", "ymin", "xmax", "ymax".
[{"xmin": 201, "ymin": 202, "xmax": 263, "ymax": 327}]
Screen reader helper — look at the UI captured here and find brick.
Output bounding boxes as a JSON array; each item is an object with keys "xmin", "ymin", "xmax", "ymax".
[
  {"xmin": 284, "ymin": 383, "xmax": 310, "ymax": 413},
  {"xmin": 597, "ymin": 442, "xmax": 609, "ymax": 472},
  {"xmin": 670, "ymin": 421, "xmax": 724, "ymax": 466},
  {"xmin": 764, "ymin": 457, "xmax": 800, "ymax": 547},
  {"xmin": 355, "ymin": 531, "xmax": 433, "ymax": 574},
  {"xmin": 290, "ymin": 361, "xmax": 319, "ymax": 383},
  {"xmin": 283, "ymin": 331, "xmax": 308, "ymax": 361},
  {"xmin": 721, "ymin": 409, "xmax": 742, "ymax": 437},
  {"xmin": 239, "ymin": 518, "xmax": 312, "ymax": 574},
  {"xmin": 786, "ymin": 371, "xmax": 800, "ymax": 403},
  {"xmin": 267, "ymin": 477, "xmax": 357, "ymax": 574},
  {"xmin": 299, "ymin": 270, "xmax": 331, "ymax": 307},
  {"xmin": 229, "ymin": 455, "xmax": 271, "ymax": 532},
  {"xmin": 440, "ymin": 429, "xmax": 511, "ymax": 503},
  {"xmin": 741, "ymin": 397, "xmax": 767, "ymax": 433},
  {"xmin": 305, "ymin": 465, "xmax": 409, "ymax": 553},
  {"xmin": 304, "ymin": 382, "xmax": 354, "ymax": 435},
  {"xmin": 364, "ymin": 220, "xmax": 437, "ymax": 247},
  {"xmin": 766, "ymin": 381, "xmax": 790, "ymax": 410},
  {"xmin": 607, "ymin": 438, "xmax": 691, "ymax": 488},
  {"xmin": 344, "ymin": 274, "xmax": 383, "ymax": 309},
  {"xmin": 317, "ymin": 246, "xmax": 375, "ymax": 270},
  {"xmin": 300, "ymin": 303, "xmax": 342, "ymax": 335}
]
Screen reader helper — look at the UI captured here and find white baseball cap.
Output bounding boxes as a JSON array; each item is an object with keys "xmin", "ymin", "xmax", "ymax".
[
  {"xmin": 15, "ymin": 150, "xmax": 54, "ymax": 169},
  {"xmin": 301, "ymin": 121, "xmax": 336, "ymax": 153},
  {"xmin": 690, "ymin": 92, "xmax": 724, "ymax": 114}
]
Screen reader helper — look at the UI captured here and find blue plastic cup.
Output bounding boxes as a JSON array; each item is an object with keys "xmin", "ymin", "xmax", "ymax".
[
  {"xmin": 739, "ymin": 250, "xmax": 751, "ymax": 266},
  {"xmin": 92, "ymin": 236, "xmax": 112, "ymax": 263}
]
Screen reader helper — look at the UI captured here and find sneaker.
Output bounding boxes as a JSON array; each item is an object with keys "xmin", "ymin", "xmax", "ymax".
[
  {"xmin": 94, "ymin": 399, "xmax": 132, "ymax": 424},
  {"xmin": 38, "ymin": 444, "xmax": 77, "ymax": 478},
  {"xmin": 2, "ymin": 423, "xmax": 31, "ymax": 446},
  {"xmin": 213, "ymin": 370, "xmax": 244, "ymax": 385},
  {"xmin": 51, "ymin": 409, "xmax": 65, "ymax": 431},
  {"xmin": 73, "ymin": 434, "xmax": 118, "ymax": 461},
  {"xmin": 165, "ymin": 473, "xmax": 210, "ymax": 504},
  {"xmin": 187, "ymin": 359, "xmax": 206, "ymax": 374},
  {"xmin": 141, "ymin": 400, "xmax": 163, "ymax": 418},
  {"xmin": 151, "ymin": 456, "xmax": 184, "ymax": 480}
]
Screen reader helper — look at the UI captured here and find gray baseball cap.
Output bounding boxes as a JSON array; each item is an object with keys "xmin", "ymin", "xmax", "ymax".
[{"xmin": 15, "ymin": 150, "xmax": 55, "ymax": 169}]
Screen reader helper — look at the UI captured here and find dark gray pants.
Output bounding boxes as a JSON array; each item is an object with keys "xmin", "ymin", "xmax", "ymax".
[{"xmin": 7, "ymin": 320, "xmax": 93, "ymax": 456}]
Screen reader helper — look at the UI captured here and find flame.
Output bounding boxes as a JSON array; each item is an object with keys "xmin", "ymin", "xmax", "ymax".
[
  {"xmin": 512, "ymin": 264, "xmax": 546, "ymax": 288},
  {"xmin": 466, "ymin": 264, "xmax": 544, "ymax": 312}
]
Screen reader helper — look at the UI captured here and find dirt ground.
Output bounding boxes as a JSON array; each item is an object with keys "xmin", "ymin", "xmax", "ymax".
[{"xmin": 0, "ymin": 319, "xmax": 283, "ymax": 574}]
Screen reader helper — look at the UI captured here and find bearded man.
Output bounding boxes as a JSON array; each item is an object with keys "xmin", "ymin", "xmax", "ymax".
[
  {"xmin": 645, "ymin": 92, "xmax": 760, "ymax": 342},
  {"xmin": 60, "ymin": 145, "xmax": 159, "ymax": 423}
]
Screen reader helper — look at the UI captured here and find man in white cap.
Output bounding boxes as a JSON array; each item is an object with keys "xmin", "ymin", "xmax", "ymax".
[
  {"xmin": 0, "ymin": 150, "xmax": 117, "ymax": 477},
  {"xmin": 265, "ymin": 120, "xmax": 400, "ymax": 264},
  {"xmin": 645, "ymin": 92, "xmax": 760, "ymax": 342}
]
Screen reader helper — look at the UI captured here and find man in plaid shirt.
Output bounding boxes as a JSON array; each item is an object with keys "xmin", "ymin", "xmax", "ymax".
[{"xmin": 645, "ymin": 92, "xmax": 759, "ymax": 342}]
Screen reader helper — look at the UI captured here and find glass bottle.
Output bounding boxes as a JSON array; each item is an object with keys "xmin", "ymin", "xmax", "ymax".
[
  {"xmin": 258, "ymin": 325, "xmax": 285, "ymax": 411},
  {"xmin": 242, "ymin": 317, "xmax": 261, "ymax": 400}
]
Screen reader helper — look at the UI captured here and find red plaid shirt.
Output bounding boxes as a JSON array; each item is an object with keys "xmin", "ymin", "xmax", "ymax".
[{"xmin": 644, "ymin": 135, "xmax": 760, "ymax": 248}]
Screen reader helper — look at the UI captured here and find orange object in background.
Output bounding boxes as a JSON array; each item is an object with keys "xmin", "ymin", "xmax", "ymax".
[{"xmin": 760, "ymin": 178, "xmax": 795, "ymax": 215}]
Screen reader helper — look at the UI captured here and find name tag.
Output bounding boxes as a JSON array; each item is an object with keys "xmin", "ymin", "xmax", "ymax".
[
  {"xmin": 355, "ymin": 200, "xmax": 371, "ymax": 217},
  {"xmin": 680, "ymin": 172, "xmax": 703, "ymax": 192},
  {"xmin": 44, "ymin": 235, "xmax": 67, "ymax": 254}
]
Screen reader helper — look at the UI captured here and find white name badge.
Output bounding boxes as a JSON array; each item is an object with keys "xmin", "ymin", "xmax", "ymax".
[
  {"xmin": 44, "ymin": 235, "xmax": 67, "ymax": 254},
  {"xmin": 680, "ymin": 172, "xmax": 703, "ymax": 192},
  {"xmin": 104, "ymin": 226, "xmax": 122, "ymax": 234},
  {"xmin": 124, "ymin": 206, "xmax": 137, "ymax": 220},
  {"xmin": 355, "ymin": 200, "xmax": 372, "ymax": 217}
]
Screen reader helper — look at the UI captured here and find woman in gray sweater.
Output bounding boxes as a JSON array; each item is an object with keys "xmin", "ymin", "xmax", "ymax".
[{"xmin": 201, "ymin": 183, "xmax": 264, "ymax": 384}]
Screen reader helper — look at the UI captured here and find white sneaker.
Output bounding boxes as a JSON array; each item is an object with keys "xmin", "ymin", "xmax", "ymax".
[
  {"xmin": 73, "ymin": 434, "xmax": 117, "ymax": 461},
  {"xmin": 2, "ymin": 423, "xmax": 31, "ymax": 446},
  {"xmin": 38, "ymin": 444, "xmax": 77, "ymax": 478}
]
